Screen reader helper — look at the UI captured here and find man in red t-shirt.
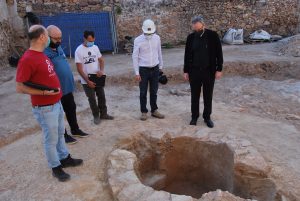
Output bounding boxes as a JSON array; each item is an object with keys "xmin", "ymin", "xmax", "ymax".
[{"xmin": 16, "ymin": 25, "xmax": 83, "ymax": 182}]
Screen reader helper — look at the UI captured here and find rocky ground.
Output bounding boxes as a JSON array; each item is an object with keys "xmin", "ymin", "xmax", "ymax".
[{"xmin": 0, "ymin": 41, "xmax": 299, "ymax": 201}]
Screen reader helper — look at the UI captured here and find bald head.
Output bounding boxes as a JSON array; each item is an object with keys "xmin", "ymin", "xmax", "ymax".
[
  {"xmin": 47, "ymin": 25, "xmax": 62, "ymax": 36},
  {"xmin": 27, "ymin": 25, "xmax": 49, "ymax": 51},
  {"xmin": 28, "ymin": 25, "xmax": 47, "ymax": 41}
]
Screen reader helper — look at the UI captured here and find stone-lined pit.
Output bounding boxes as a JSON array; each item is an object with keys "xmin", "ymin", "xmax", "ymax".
[
  {"xmin": 137, "ymin": 138, "xmax": 234, "ymax": 198},
  {"xmin": 113, "ymin": 134, "xmax": 283, "ymax": 201}
]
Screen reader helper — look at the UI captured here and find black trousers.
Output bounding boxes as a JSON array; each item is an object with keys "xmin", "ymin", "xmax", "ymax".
[
  {"xmin": 82, "ymin": 84, "xmax": 107, "ymax": 118},
  {"xmin": 61, "ymin": 93, "xmax": 80, "ymax": 133},
  {"xmin": 189, "ymin": 69, "xmax": 215, "ymax": 120},
  {"xmin": 139, "ymin": 66, "xmax": 159, "ymax": 113}
]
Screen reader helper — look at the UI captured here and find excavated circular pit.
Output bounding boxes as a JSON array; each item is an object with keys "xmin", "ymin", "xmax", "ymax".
[
  {"xmin": 137, "ymin": 138, "xmax": 234, "ymax": 198},
  {"xmin": 113, "ymin": 134, "xmax": 282, "ymax": 201}
]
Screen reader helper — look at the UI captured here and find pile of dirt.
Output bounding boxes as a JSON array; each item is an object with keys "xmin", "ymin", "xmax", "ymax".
[{"xmin": 277, "ymin": 34, "xmax": 300, "ymax": 57}]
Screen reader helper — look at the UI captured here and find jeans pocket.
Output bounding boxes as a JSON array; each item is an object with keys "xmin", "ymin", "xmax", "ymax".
[
  {"xmin": 41, "ymin": 106, "xmax": 54, "ymax": 114},
  {"xmin": 32, "ymin": 108, "xmax": 41, "ymax": 120}
]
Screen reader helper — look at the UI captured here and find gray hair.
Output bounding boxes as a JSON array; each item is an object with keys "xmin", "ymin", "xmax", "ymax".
[{"xmin": 192, "ymin": 16, "xmax": 205, "ymax": 24}]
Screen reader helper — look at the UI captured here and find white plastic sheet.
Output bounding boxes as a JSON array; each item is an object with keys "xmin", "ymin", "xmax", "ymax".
[
  {"xmin": 249, "ymin": 30, "xmax": 271, "ymax": 40},
  {"xmin": 223, "ymin": 28, "xmax": 244, "ymax": 45}
]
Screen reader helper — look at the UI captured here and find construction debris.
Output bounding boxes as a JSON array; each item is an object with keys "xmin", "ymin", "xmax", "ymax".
[{"xmin": 277, "ymin": 34, "xmax": 300, "ymax": 57}]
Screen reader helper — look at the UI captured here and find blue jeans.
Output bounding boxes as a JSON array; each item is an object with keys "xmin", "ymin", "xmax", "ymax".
[
  {"xmin": 32, "ymin": 102, "xmax": 69, "ymax": 168},
  {"xmin": 139, "ymin": 66, "xmax": 159, "ymax": 113}
]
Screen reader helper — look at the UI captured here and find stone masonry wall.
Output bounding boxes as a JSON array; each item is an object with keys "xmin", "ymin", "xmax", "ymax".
[
  {"xmin": 0, "ymin": 0, "xmax": 26, "ymax": 68},
  {"xmin": 0, "ymin": 20, "xmax": 13, "ymax": 67},
  {"xmin": 181, "ymin": 0, "xmax": 299, "ymax": 37},
  {"xmin": 16, "ymin": 0, "xmax": 299, "ymax": 46}
]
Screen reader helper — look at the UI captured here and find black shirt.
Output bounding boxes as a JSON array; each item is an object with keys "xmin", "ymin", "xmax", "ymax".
[
  {"xmin": 192, "ymin": 30, "xmax": 209, "ymax": 70},
  {"xmin": 184, "ymin": 29, "xmax": 223, "ymax": 75}
]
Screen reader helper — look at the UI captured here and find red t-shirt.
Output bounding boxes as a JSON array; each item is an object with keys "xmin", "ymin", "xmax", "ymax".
[{"xmin": 16, "ymin": 50, "xmax": 62, "ymax": 106}]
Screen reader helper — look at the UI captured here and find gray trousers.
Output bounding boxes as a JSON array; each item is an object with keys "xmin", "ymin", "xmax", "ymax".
[{"xmin": 82, "ymin": 84, "xmax": 107, "ymax": 118}]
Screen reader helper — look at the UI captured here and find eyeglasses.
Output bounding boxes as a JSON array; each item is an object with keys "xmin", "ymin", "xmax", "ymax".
[{"xmin": 49, "ymin": 36, "xmax": 62, "ymax": 41}]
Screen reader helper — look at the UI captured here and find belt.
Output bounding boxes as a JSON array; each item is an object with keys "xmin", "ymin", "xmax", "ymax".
[
  {"xmin": 139, "ymin": 65, "xmax": 159, "ymax": 70},
  {"xmin": 32, "ymin": 103, "xmax": 55, "ymax": 108}
]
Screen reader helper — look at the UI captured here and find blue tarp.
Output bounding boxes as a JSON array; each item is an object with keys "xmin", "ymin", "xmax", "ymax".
[{"xmin": 40, "ymin": 12, "xmax": 114, "ymax": 57}]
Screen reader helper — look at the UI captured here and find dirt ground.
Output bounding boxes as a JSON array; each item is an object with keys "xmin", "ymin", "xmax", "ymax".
[{"xmin": 0, "ymin": 41, "xmax": 299, "ymax": 201}]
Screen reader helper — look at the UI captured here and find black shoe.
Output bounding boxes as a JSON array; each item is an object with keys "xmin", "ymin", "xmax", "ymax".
[
  {"xmin": 94, "ymin": 116, "xmax": 101, "ymax": 125},
  {"xmin": 64, "ymin": 133, "xmax": 77, "ymax": 144},
  {"xmin": 190, "ymin": 118, "xmax": 198, "ymax": 126},
  {"xmin": 71, "ymin": 129, "xmax": 89, "ymax": 138},
  {"xmin": 52, "ymin": 165, "xmax": 70, "ymax": 182},
  {"xmin": 204, "ymin": 119, "xmax": 214, "ymax": 128},
  {"xmin": 60, "ymin": 154, "xmax": 83, "ymax": 168},
  {"xmin": 100, "ymin": 114, "xmax": 114, "ymax": 120}
]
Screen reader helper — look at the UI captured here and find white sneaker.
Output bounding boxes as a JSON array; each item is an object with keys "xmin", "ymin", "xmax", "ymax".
[
  {"xmin": 140, "ymin": 113, "xmax": 148, "ymax": 121},
  {"xmin": 151, "ymin": 110, "xmax": 165, "ymax": 119}
]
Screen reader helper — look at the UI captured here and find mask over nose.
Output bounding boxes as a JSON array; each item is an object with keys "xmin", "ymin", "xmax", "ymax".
[{"xmin": 86, "ymin": 41, "xmax": 94, "ymax": 47}]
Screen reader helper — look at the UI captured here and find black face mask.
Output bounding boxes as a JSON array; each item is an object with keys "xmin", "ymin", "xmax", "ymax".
[{"xmin": 49, "ymin": 40, "xmax": 61, "ymax": 49}]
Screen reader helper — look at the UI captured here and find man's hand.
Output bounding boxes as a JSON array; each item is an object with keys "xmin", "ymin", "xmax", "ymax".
[
  {"xmin": 135, "ymin": 75, "xmax": 141, "ymax": 82},
  {"xmin": 87, "ymin": 80, "xmax": 96, "ymax": 89},
  {"xmin": 97, "ymin": 71, "xmax": 104, "ymax": 77},
  {"xmin": 16, "ymin": 82, "xmax": 61, "ymax": 96},
  {"xmin": 184, "ymin": 73, "xmax": 189, "ymax": 81},
  {"xmin": 215, "ymin": 71, "xmax": 222, "ymax": 80},
  {"xmin": 77, "ymin": 63, "xmax": 95, "ymax": 88},
  {"xmin": 44, "ymin": 88, "xmax": 61, "ymax": 96}
]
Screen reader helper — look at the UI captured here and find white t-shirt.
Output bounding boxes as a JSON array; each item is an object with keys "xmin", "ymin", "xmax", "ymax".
[{"xmin": 75, "ymin": 44, "xmax": 102, "ymax": 84}]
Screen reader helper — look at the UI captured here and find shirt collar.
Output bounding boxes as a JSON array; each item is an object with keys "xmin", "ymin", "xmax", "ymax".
[
  {"xmin": 45, "ymin": 46, "xmax": 64, "ymax": 57},
  {"xmin": 143, "ymin": 34, "xmax": 155, "ymax": 39}
]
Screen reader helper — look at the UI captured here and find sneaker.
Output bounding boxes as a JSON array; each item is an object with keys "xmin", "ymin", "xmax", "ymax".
[
  {"xmin": 60, "ymin": 154, "xmax": 83, "ymax": 168},
  {"xmin": 94, "ymin": 116, "xmax": 101, "ymax": 125},
  {"xmin": 52, "ymin": 165, "xmax": 70, "ymax": 182},
  {"xmin": 100, "ymin": 114, "xmax": 114, "ymax": 120},
  {"xmin": 140, "ymin": 113, "xmax": 148, "ymax": 121},
  {"xmin": 64, "ymin": 133, "xmax": 77, "ymax": 144},
  {"xmin": 151, "ymin": 110, "xmax": 165, "ymax": 119},
  {"xmin": 71, "ymin": 129, "xmax": 89, "ymax": 138}
]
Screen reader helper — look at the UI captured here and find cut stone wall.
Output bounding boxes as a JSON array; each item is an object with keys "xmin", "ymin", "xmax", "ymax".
[{"xmin": 16, "ymin": 0, "xmax": 299, "ymax": 46}]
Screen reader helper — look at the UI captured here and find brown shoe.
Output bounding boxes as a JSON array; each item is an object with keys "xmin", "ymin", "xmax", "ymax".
[
  {"xmin": 140, "ymin": 113, "xmax": 148, "ymax": 121},
  {"xmin": 151, "ymin": 110, "xmax": 165, "ymax": 119}
]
